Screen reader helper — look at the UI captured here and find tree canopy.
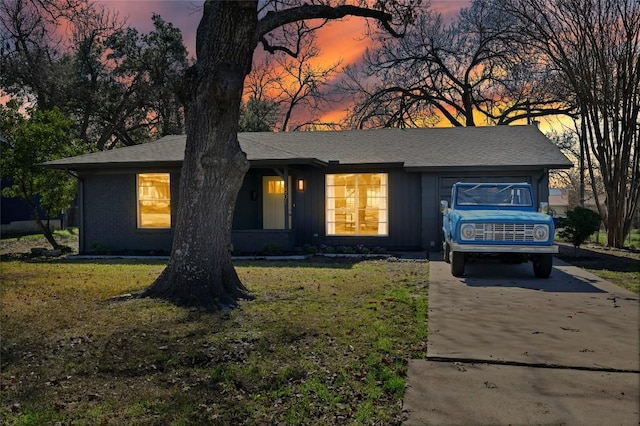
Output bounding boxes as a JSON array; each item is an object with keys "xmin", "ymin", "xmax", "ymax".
[
  {"xmin": 0, "ymin": 101, "xmax": 86, "ymax": 248},
  {"xmin": 0, "ymin": 0, "xmax": 189, "ymax": 149}
]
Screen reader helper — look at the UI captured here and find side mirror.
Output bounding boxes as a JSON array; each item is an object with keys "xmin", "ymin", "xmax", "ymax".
[
  {"xmin": 539, "ymin": 202, "xmax": 549, "ymax": 214},
  {"xmin": 440, "ymin": 200, "xmax": 449, "ymax": 213}
]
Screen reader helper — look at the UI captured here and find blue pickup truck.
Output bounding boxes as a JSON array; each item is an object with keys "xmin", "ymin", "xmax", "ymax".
[{"xmin": 441, "ymin": 182, "xmax": 557, "ymax": 278}]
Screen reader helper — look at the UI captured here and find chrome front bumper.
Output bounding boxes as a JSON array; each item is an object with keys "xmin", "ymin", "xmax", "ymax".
[{"xmin": 450, "ymin": 243, "xmax": 558, "ymax": 254}]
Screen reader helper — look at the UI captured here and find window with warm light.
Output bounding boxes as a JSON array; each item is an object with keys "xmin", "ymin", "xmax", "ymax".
[
  {"xmin": 267, "ymin": 179, "xmax": 285, "ymax": 194},
  {"xmin": 137, "ymin": 173, "xmax": 171, "ymax": 228},
  {"xmin": 326, "ymin": 173, "xmax": 388, "ymax": 236}
]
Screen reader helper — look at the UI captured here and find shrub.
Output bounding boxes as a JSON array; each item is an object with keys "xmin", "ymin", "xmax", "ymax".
[
  {"xmin": 261, "ymin": 244, "xmax": 282, "ymax": 255},
  {"xmin": 336, "ymin": 246, "xmax": 355, "ymax": 254},
  {"xmin": 319, "ymin": 244, "xmax": 335, "ymax": 254},
  {"xmin": 302, "ymin": 244, "xmax": 318, "ymax": 254},
  {"xmin": 90, "ymin": 241, "xmax": 108, "ymax": 253},
  {"xmin": 356, "ymin": 244, "xmax": 370, "ymax": 254},
  {"xmin": 558, "ymin": 207, "xmax": 602, "ymax": 253}
]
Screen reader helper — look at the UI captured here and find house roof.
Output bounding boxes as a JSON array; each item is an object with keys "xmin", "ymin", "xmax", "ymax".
[{"xmin": 43, "ymin": 125, "xmax": 573, "ymax": 171}]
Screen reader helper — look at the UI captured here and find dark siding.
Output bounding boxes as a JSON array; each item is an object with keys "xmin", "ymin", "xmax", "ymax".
[
  {"xmin": 77, "ymin": 166, "xmax": 553, "ymax": 254},
  {"xmin": 292, "ymin": 166, "xmax": 324, "ymax": 248},
  {"xmin": 79, "ymin": 170, "xmax": 178, "ymax": 254},
  {"xmin": 232, "ymin": 230, "xmax": 296, "ymax": 254},
  {"xmin": 297, "ymin": 168, "xmax": 422, "ymax": 250},
  {"xmin": 388, "ymin": 169, "xmax": 422, "ymax": 249},
  {"xmin": 233, "ymin": 169, "xmax": 262, "ymax": 230},
  {"xmin": 421, "ymin": 174, "xmax": 439, "ymax": 251}
]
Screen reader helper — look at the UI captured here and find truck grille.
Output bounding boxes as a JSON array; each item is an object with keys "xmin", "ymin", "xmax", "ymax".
[{"xmin": 472, "ymin": 223, "xmax": 535, "ymax": 242}]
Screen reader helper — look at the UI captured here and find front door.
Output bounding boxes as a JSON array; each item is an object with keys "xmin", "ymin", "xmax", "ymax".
[{"xmin": 263, "ymin": 176, "xmax": 291, "ymax": 229}]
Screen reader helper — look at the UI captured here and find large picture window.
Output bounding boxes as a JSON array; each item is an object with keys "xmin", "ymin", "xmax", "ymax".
[
  {"xmin": 137, "ymin": 173, "xmax": 171, "ymax": 228},
  {"xmin": 326, "ymin": 173, "xmax": 388, "ymax": 236}
]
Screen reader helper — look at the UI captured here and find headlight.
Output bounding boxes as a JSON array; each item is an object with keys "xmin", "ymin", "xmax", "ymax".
[
  {"xmin": 460, "ymin": 223, "xmax": 476, "ymax": 240},
  {"xmin": 533, "ymin": 225, "xmax": 549, "ymax": 241}
]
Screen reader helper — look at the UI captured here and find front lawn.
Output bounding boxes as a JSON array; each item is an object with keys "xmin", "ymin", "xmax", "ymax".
[
  {"xmin": 556, "ymin": 243, "xmax": 640, "ymax": 294},
  {"xmin": 0, "ymin": 258, "xmax": 428, "ymax": 425}
]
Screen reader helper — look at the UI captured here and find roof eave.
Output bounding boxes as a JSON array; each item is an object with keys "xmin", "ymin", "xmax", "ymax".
[
  {"xmin": 404, "ymin": 163, "xmax": 574, "ymax": 172},
  {"xmin": 325, "ymin": 162, "xmax": 405, "ymax": 170},
  {"xmin": 42, "ymin": 158, "xmax": 329, "ymax": 170},
  {"xmin": 41, "ymin": 160, "xmax": 184, "ymax": 171},
  {"xmin": 248, "ymin": 158, "xmax": 327, "ymax": 168}
]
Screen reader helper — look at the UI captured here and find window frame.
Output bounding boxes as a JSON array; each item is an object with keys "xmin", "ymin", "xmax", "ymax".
[
  {"xmin": 325, "ymin": 172, "xmax": 388, "ymax": 237},
  {"xmin": 136, "ymin": 173, "xmax": 172, "ymax": 229}
]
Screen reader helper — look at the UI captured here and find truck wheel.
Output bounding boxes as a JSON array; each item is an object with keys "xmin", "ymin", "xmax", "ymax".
[
  {"xmin": 451, "ymin": 251, "xmax": 465, "ymax": 277},
  {"xmin": 533, "ymin": 254, "xmax": 553, "ymax": 278},
  {"xmin": 444, "ymin": 242, "xmax": 450, "ymax": 263}
]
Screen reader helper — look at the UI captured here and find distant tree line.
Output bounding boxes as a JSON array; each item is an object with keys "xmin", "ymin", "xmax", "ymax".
[{"xmin": 0, "ymin": 0, "xmax": 189, "ymax": 150}]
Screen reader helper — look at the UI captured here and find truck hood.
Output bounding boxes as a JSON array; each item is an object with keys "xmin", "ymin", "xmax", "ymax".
[{"xmin": 453, "ymin": 210, "xmax": 553, "ymax": 223}]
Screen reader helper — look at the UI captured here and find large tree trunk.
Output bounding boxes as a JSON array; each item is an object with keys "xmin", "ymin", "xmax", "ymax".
[
  {"xmin": 144, "ymin": 1, "xmax": 257, "ymax": 310},
  {"xmin": 140, "ymin": 0, "xmax": 404, "ymax": 310}
]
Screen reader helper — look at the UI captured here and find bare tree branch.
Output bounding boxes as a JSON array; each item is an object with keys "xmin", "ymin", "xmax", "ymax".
[
  {"xmin": 341, "ymin": 1, "xmax": 575, "ymax": 129},
  {"xmin": 256, "ymin": 4, "xmax": 401, "ymax": 43}
]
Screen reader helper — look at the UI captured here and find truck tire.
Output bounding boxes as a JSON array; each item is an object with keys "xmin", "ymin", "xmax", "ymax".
[
  {"xmin": 444, "ymin": 241, "xmax": 450, "ymax": 263},
  {"xmin": 533, "ymin": 254, "xmax": 553, "ymax": 278},
  {"xmin": 451, "ymin": 251, "xmax": 465, "ymax": 277}
]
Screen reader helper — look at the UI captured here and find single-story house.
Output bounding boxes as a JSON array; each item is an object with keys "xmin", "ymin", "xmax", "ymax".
[
  {"xmin": 44, "ymin": 125, "xmax": 572, "ymax": 254},
  {"xmin": 549, "ymin": 187, "xmax": 570, "ymax": 218}
]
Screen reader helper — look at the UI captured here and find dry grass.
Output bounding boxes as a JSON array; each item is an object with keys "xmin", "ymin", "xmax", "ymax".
[{"xmin": 0, "ymin": 258, "xmax": 428, "ymax": 425}]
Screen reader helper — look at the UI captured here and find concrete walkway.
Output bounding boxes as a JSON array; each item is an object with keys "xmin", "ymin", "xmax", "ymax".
[{"xmin": 404, "ymin": 256, "xmax": 640, "ymax": 425}]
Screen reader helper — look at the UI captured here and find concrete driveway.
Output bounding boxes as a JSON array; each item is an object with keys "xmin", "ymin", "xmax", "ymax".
[{"xmin": 404, "ymin": 256, "xmax": 639, "ymax": 425}]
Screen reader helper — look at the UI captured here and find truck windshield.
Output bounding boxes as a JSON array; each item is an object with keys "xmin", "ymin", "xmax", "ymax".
[{"xmin": 456, "ymin": 184, "xmax": 533, "ymax": 207}]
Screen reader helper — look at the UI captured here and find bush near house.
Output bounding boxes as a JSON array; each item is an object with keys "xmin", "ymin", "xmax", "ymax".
[{"xmin": 557, "ymin": 207, "xmax": 602, "ymax": 254}]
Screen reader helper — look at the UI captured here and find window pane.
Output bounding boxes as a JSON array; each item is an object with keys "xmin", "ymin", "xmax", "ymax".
[
  {"xmin": 138, "ymin": 173, "xmax": 171, "ymax": 228},
  {"xmin": 326, "ymin": 173, "xmax": 387, "ymax": 236},
  {"xmin": 268, "ymin": 179, "xmax": 285, "ymax": 194}
]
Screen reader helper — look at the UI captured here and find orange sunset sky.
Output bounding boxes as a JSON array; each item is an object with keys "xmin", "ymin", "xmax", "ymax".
[{"xmin": 97, "ymin": 0, "xmax": 473, "ymax": 126}]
